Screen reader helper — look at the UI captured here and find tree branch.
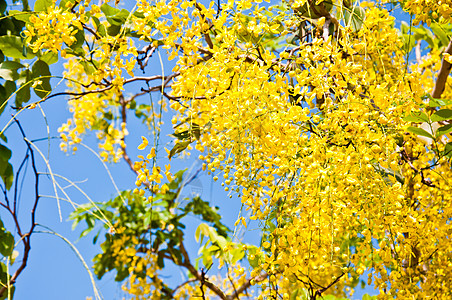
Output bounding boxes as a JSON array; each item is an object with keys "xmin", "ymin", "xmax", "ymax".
[
  {"xmin": 227, "ymin": 272, "xmax": 268, "ymax": 299},
  {"xmin": 432, "ymin": 39, "xmax": 452, "ymax": 99},
  {"xmin": 178, "ymin": 237, "xmax": 227, "ymax": 299},
  {"xmin": 0, "ymin": 118, "xmax": 40, "ymax": 298}
]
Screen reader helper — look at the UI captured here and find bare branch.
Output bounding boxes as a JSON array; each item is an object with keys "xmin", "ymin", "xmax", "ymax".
[
  {"xmin": 432, "ymin": 38, "xmax": 452, "ymax": 99},
  {"xmin": 0, "ymin": 118, "xmax": 40, "ymax": 298}
]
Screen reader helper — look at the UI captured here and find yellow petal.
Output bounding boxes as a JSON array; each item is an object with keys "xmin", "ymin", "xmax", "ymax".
[{"xmin": 138, "ymin": 136, "xmax": 148, "ymax": 150}]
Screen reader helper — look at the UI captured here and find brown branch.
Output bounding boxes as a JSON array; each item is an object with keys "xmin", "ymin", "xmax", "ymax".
[
  {"xmin": 137, "ymin": 44, "xmax": 157, "ymax": 71},
  {"xmin": 14, "ymin": 72, "xmax": 180, "ymax": 110},
  {"xmin": 12, "ymin": 86, "xmax": 113, "ymax": 110},
  {"xmin": 123, "ymin": 74, "xmax": 176, "ymax": 84},
  {"xmin": 178, "ymin": 237, "xmax": 227, "ymax": 299},
  {"xmin": 227, "ymin": 272, "xmax": 268, "ymax": 300},
  {"xmin": 225, "ymin": 263, "xmax": 240, "ymax": 300},
  {"xmin": 432, "ymin": 38, "xmax": 452, "ymax": 99},
  {"xmin": 0, "ymin": 118, "xmax": 39, "ymax": 298},
  {"xmin": 174, "ymin": 42, "xmax": 213, "ymax": 56},
  {"xmin": 172, "ymin": 278, "xmax": 198, "ymax": 296},
  {"xmin": 313, "ymin": 272, "xmax": 345, "ymax": 299},
  {"xmin": 82, "ymin": 23, "xmax": 101, "ymax": 40},
  {"xmin": 194, "ymin": 2, "xmax": 214, "ymax": 49},
  {"xmin": 119, "ymin": 94, "xmax": 138, "ymax": 177}
]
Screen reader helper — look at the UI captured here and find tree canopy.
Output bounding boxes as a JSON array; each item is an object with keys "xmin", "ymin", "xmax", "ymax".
[{"xmin": 1, "ymin": 0, "xmax": 452, "ymax": 298}]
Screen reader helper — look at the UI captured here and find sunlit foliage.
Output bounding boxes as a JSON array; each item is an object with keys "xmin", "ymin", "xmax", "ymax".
[{"xmin": 1, "ymin": 0, "xmax": 452, "ymax": 298}]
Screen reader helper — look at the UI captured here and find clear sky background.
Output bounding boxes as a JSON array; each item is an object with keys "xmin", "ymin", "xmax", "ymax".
[{"xmin": 1, "ymin": 0, "xmax": 413, "ymax": 299}]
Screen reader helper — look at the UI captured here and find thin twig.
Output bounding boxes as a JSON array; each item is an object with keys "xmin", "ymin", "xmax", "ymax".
[{"xmin": 0, "ymin": 118, "xmax": 40, "ymax": 298}]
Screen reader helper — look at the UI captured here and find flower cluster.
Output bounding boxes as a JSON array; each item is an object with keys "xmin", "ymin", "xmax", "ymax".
[
  {"xmin": 22, "ymin": 0, "xmax": 452, "ymax": 297},
  {"xmin": 403, "ymin": 0, "xmax": 452, "ymax": 25},
  {"xmin": 24, "ymin": 5, "xmax": 82, "ymax": 53}
]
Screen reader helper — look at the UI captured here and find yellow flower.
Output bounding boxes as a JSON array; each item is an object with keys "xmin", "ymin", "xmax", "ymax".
[{"xmin": 138, "ymin": 136, "xmax": 148, "ymax": 150}]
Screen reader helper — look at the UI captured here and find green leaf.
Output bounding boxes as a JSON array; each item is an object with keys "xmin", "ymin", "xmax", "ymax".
[
  {"xmin": 133, "ymin": 10, "xmax": 145, "ymax": 18},
  {"xmin": 157, "ymin": 251, "xmax": 165, "ymax": 268},
  {"xmin": 31, "ymin": 60, "xmax": 51, "ymax": 98},
  {"xmin": 401, "ymin": 33, "xmax": 415, "ymax": 55},
  {"xmin": 436, "ymin": 123, "xmax": 452, "ymax": 137},
  {"xmin": 373, "ymin": 163, "xmax": 404, "ymax": 185},
  {"xmin": 9, "ymin": 10, "xmax": 32, "ymax": 23},
  {"xmin": 0, "ymin": 144, "xmax": 11, "ymax": 164},
  {"xmin": 430, "ymin": 24, "xmax": 449, "ymax": 48},
  {"xmin": 207, "ymin": 226, "xmax": 227, "ymax": 248},
  {"xmin": 34, "ymin": 0, "xmax": 53, "ymax": 12},
  {"xmin": 342, "ymin": 4, "xmax": 365, "ymax": 31},
  {"xmin": 4, "ymin": 80, "xmax": 16, "ymax": 101},
  {"xmin": 15, "ymin": 69, "xmax": 32, "ymax": 107},
  {"xmin": 100, "ymin": 3, "xmax": 130, "ymax": 26},
  {"xmin": 79, "ymin": 227, "xmax": 93, "ymax": 239},
  {"xmin": 80, "ymin": 60, "xmax": 96, "ymax": 75},
  {"xmin": 0, "ymin": 61, "xmax": 24, "ymax": 71},
  {"xmin": 172, "ymin": 124, "xmax": 201, "ymax": 140},
  {"xmin": 0, "ymin": 219, "xmax": 14, "ymax": 257},
  {"xmin": 0, "ymin": 161, "xmax": 13, "ymax": 191},
  {"xmin": 107, "ymin": 11, "xmax": 129, "ymax": 26},
  {"xmin": 0, "ymin": 0, "xmax": 6, "ymax": 14},
  {"xmin": 172, "ymin": 130, "xmax": 190, "ymax": 140},
  {"xmin": 195, "ymin": 223, "xmax": 210, "ymax": 243},
  {"xmin": 400, "ymin": 21, "xmax": 409, "ymax": 35},
  {"xmin": 0, "ymin": 85, "xmax": 6, "ymax": 116},
  {"xmin": 407, "ymin": 126, "xmax": 434, "ymax": 139},
  {"xmin": 69, "ymin": 27, "xmax": 85, "ymax": 49},
  {"xmin": 0, "ymin": 229, "xmax": 14, "ymax": 257},
  {"xmin": 64, "ymin": 47, "xmax": 85, "ymax": 57},
  {"xmin": 107, "ymin": 24, "xmax": 122, "ymax": 36},
  {"xmin": 0, "ymin": 36, "xmax": 34, "ymax": 60},
  {"xmin": 184, "ymin": 196, "xmax": 230, "ymax": 237},
  {"xmin": 431, "ymin": 109, "xmax": 452, "ymax": 122},
  {"xmin": 100, "ymin": 3, "xmax": 120, "ymax": 16},
  {"xmin": 413, "ymin": 26, "xmax": 435, "ymax": 48},
  {"xmin": 428, "ymin": 97, "xmax": 452, "ymax": 107},
  {"xmin": 0, "ymin": 81, "xmax": 15, "ymax": 116},
  {"xmin": 294, "ymin": 1, "xmax": 332, "ymax": 19},
  {"xmin": 92, "ymin": 16, "xmax": 106, "ymax": 37},
  {"xmin": 0, "ymin": 68, "xmax": 17, "ymax": 81},
  {"xmin": 247, "ymin": 246, "xmax": 262, "ymax": 268},
  {"xmin": 59, "ymin": 0, "xmax": 77, "ymax": 10},
  {"xmin": 443, "ymin": 142, "xmax": 452, "ymax": 158},
  {"xmin": 403, "ymin": 111, "xmax": 430, "ymax": 123},
  {"xmin": 38, "ymin": 50, "xmax": 58, "ymax": 65},
  {"xmin": 169, "ymin": 140, "xmax": 190, "ymax": 159},
  {"xmin": 92, "ymin": 229, "xmax": 101, "ymax": 244},
  {"xmin": 0, "ymin": 61, "xmax": 23, "ymax": 81},
  {"xmin": 230, "ymin": 247, "xmax": 245, "ymax": 264}
]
